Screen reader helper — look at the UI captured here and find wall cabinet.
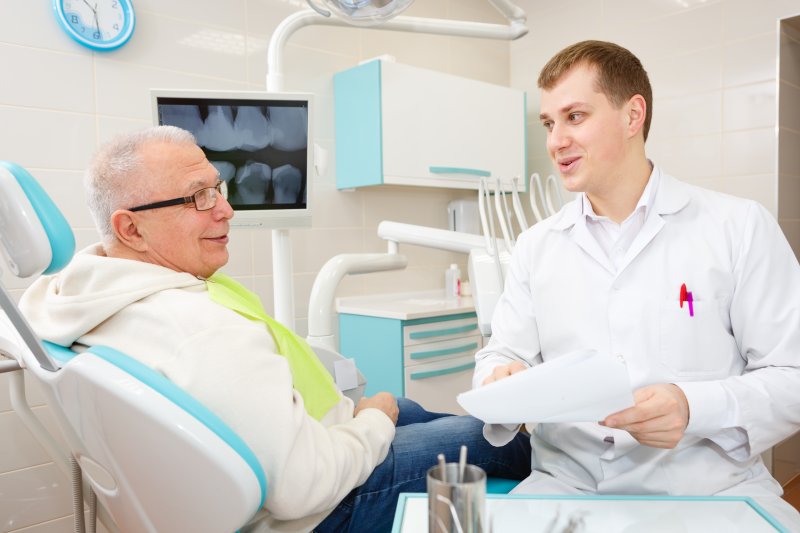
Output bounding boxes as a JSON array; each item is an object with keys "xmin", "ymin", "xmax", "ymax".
[
  {"xmin": 337, "ymin": 292, "xmax": 482, "ymax": 414},
  {"xmin": 334, "ymin": 60, "xmax": 527, "ymax": 192}
]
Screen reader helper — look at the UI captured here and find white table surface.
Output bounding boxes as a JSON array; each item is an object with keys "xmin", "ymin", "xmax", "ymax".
[
  {"xmin": 392, "ymin": 493, "xmax": 788, "ymax": 532},
  {"xmin": 336, "ymin": 290, "xmax": 475, "ymax": 320}
]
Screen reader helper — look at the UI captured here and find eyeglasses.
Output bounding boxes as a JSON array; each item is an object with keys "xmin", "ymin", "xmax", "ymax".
[{"xmin": 128, "ymin": 180, "xmax": 228, "ymax": 212}]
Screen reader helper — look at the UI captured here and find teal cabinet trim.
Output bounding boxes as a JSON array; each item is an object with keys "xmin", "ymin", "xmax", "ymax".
[
  {"xmin": 334, "ymin": 60, "xmax": 383, "ymax": 189},
  {"xmin": 428, "ymin": 166, "xmax": 490, "ymax": 177},
  {"xmin": 339, "ymin": 313, "xmax": 403, "ymax": 396},
  {"xmin": 406, "ymin": 312, "xmax": 475, "ymax": 326},
  {"xmin": 409, "ymin": 342, "xmax": 478, "ymax": 360},
  {"xmin": 409, "ymin": 324, "xmax": 477, "ymax": 340},
  {"xmin": 410, "ymin": 362, "xmax": 475, "ymax": 380}
]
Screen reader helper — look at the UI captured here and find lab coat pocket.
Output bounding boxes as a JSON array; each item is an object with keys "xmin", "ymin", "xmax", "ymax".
[{"xmin": 659, "ymin": 299, "xmax": 732, "ymax": 378}]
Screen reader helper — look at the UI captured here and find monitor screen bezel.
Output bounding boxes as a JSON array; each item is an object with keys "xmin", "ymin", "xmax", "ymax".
[{"xmin": 151, "ymin": 88, "xmax": 313, "ymax": 229}]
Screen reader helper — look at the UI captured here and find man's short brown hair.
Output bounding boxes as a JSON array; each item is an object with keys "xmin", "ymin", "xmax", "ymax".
[{"xmin": 538, "ymin": 40, "xmax": 653, "ymax": 141}]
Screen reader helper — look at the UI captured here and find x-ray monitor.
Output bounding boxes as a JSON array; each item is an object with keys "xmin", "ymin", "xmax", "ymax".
[{"xmin": 151, "ymin": 89, "xmax": 313, "ymax": 228}]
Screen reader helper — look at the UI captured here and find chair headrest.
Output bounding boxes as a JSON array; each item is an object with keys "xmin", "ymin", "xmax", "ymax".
[{"xmin": 0, "ymin": 161, "xmax": 75, "ymax": 278}]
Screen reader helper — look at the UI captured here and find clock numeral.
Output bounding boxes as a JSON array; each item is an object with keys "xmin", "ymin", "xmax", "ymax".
[
  {"xmin": 112, "ymin": 0, "xmax": 118, "ymax": 7},
  {"xmin": 71, "ymin": 15, "xmax": 78, "ymax": 24},
  {"xmin": 93, "ymin": 31, "xmax": 101, "ymax": 39},
  {"xmin": 113, "ymin": 23, "xmax": 119, "ymax": 30}
]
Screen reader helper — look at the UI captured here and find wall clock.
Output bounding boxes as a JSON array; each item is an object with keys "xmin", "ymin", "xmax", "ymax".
[{"xmin": 53, "ymin": 0, "xmax": 135, "ymax": 51}]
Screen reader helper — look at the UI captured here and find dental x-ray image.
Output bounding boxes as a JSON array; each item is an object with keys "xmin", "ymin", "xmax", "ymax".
[{"xmin": 157, "ymin": 98, "xmax": 308, "ymax": 210}]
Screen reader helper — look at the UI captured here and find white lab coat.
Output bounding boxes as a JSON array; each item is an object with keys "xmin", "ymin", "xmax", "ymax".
[{"xmin": 473, "ymin": 167, "xmax": 800, "ymax": 522}]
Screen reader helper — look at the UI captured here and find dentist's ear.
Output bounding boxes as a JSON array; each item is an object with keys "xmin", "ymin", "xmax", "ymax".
[
  {"xmin": 110, "ymin": 210, "xmax": 148, "ymax": 252},
  {"xmin": 626, "ymin": 94, "xmax": 647, "ymax": 139}
]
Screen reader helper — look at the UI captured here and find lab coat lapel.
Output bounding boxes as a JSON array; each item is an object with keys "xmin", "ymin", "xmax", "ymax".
[
  {"xmin": 571, "ymin": 219, "xmax": 617, "ymax": 275},
  {"xmin": 552, "ymin": 199, "xmax": 617, "ymax": 275},
  {"xmin": 616, "ymin": 170, "xmax": 691, "ymax": 275}
]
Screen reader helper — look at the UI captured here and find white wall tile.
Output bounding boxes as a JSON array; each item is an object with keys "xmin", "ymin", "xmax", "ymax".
[
  {"xmin": 0, "ymin": 107, "xmax": 96, "ymax": 170},
  {"xmin": 723, "ymin": 0, "xmax": 800, "ymax": 42},
  {"xmin": 723, "ymin": 34, "xmax": 777, "ymax": 87},
  {"xmin": 107, "ymin": 11, "xmax": 250, "ymax": 80},
  {"xmin": 697, "ymin": 174, "xmax": 777, "ymax": 214},
  {"xmin": 0, "ymin": 463, "xmax": 71, "ymax": 532},
  {"xmin": 648, "ymin": 134, "xmax": 723, "ymax": 180},
  {"xmin": 649, "ymin": 46, "xmax": 724, "ymax": 99},
  {"xmin": 0, "ymin": 45, "xmax": 94, "ymax": 113},
  {"xmin": 95, "ymin": 59, "xmax": 248, "ymax": 121},
  {"xmin": 0, "ymin": 407, "xmax": 65, "ymax": 474},
  {"xmin": 28, "ymin": 169, "xmax": 95, "ymax": 229},
  {"xmin": 657, "ymin": 91, "xmax": 723, "ymax": 138},
  {"xmin": 723, "ymin": 82, "xmax": 777, "ymax": 131},
  {"xmin": 779, "ymin": 218, "xmax": 800, "ymax": 259},
  {"xmin": 0, "ymin": 0, "xmax": 69, "ymax": 51},
  {"xmin": 722, "ymin": 128, "xmax": 777, "ymax": 176},
  {"xmin": 135, "ymin": 0, "xmax": 247, "ymax": 30}
]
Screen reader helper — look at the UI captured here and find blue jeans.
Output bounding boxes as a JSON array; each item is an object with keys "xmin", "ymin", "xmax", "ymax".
[{"xmin": 315, "ymin": 398, "xmax": 531, "ymax": 533}]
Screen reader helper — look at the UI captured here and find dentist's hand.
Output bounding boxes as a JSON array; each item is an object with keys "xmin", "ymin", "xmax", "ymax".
[
  {"xmin": 482, "ymin": 361, "xmax": 527, "ymax": 385},
  {"xmin": 354, "ymin": 392, "xmax": 399, "ymax": 425},
  {"xmin": 601, "ymin": 384, "xmax": 689, "ymax": 449}
]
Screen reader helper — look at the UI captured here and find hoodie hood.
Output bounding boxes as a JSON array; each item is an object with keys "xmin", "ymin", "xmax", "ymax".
[{"xmin": 19, "ymin": 244, "xmax": 204, "ymax": 346}]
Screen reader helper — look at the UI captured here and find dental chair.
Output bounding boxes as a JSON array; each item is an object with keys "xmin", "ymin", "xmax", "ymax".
[{"xmin": 0, "ymin": 161, "xmax": 266, "ymax": 533}]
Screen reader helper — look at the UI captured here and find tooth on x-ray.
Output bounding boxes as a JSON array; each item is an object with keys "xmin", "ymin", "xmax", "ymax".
[
  {"xmin": 210, "ymin": 161, "xmax": 236, "ymax": 184},
  {"xmin": 201, "ymin": 106, "xmax": 238, "ymax": 151},
  {"xmin": 268, "ymin": 107, "xmax": 308, "ymax": 151},
  {"xmin": 235, "ymin": 106, "xmax": 272, "ymax": 151},
  {"xmin": 232, "ymin": 161, "xmax": 272, "ymax": 205},
  {"xmin": 272, "ymin": 164, "xmax": 302, "ymax": 204},
  {"xmin": 160, "ymin": 105, "xmax": 204, "ymax": 138}
]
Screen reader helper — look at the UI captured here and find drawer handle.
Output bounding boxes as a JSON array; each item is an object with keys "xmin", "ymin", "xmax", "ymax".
[
  {"xmin": 410, "ymin": 342, "xmax": 479, "ymax": 360},
  {"xmin": 429, "ymin": 166, "xmax": 491, "ymax": 177},
  {"xmin": 410, "ymin": 362, "xmax": 476, "ymax": 380},
  {"xmin": 409, "ymin": 324, "xmax": 477, "ymax": 340}
]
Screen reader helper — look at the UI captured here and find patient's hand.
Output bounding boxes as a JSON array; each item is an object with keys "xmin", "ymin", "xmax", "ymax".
[
  {"xmin": 355, "ymin": 392, "xmax": 399, "ymax": 425},
  {"xmin": 482, "ymin": 361, "xmax": 527, "ymax": 385}
]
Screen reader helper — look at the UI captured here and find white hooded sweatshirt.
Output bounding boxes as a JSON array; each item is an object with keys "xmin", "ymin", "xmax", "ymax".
[{"xmin": 20, "ymin": 244, "xmax": 395, "ymax": 532}]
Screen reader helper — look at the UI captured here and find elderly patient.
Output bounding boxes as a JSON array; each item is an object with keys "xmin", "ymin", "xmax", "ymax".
[{"xmin": 19, "ymin": 126, "xmax": 531, "ymax": 533}]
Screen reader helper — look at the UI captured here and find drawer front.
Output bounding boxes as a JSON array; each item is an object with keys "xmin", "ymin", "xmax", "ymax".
[
  {"xmin": 404, "ymin": 335, "xmax": 481, "ymax": 368},
  {"xmin": 404, "ymin": 354, "xmax": 475, "ymax": 415},
  {"xmin": 403, "ymin": 316, "xmax": 479, "ymax": 347}
]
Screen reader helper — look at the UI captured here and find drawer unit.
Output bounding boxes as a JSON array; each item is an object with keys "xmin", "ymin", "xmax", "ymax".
[
  {"xmin": 338, "ymin": 296, "xmax": 482, "ymax": 415},
  {"xmin": 405, "ymin": 354, "xmax": 476, "ymax": 415}
]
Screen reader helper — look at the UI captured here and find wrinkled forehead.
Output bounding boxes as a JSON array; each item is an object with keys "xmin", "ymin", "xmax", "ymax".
[{"xmin": 139, "ymin": 141, "xmax": 214, "ymax": 194}]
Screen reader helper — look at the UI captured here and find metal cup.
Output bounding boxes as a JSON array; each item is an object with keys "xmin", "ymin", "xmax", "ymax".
[{"xmin": 427, "ymin": 463, "xmax": 486, "ymax": 533}]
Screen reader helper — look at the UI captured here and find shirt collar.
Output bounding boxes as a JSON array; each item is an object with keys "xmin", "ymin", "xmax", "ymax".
[{"xmin": 579, "ymin": 162, "xmax": 659, "ymax": 223}]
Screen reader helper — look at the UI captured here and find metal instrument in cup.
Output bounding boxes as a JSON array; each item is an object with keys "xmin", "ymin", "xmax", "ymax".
[{"xmin": 427, "ymin": 462, "xmax": 486, "ymax": 533}]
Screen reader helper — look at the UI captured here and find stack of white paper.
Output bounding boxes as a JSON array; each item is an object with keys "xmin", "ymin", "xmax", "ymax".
[{"xmin": 456, "ymin": 349, "xmax": 634, "ymax": 424}]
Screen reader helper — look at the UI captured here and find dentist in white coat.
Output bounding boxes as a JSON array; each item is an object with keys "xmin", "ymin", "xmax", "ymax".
[{"xmin": 473, "ymin": 40, "xmax": 800, "ymax": 529}]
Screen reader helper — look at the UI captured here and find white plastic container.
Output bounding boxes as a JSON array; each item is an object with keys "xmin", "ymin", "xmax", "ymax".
[{"xmin": 445, "ymin": 264, "xmax": 461, "ymax": 299}]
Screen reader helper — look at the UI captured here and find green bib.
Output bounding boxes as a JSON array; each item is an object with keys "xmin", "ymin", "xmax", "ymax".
[{"xmin": 206, "ymin": 272, "xmax": 339, "ymax": 420}]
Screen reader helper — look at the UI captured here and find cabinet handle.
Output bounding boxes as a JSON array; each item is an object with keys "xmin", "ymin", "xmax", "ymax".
[
  {"xmin": 409, "ymin": 324, "xmax": 477, "ymax": 340},
  {"xmin": 429, "ymin": 166, "xmax": 491, "ymax": 177},
  {"xmin": 410, "ymin": 362, "xmax": 476, "ymax": 380},
  {"xmin": 410, "ymin": 342, "xmax": 479, "ymax": 360}
]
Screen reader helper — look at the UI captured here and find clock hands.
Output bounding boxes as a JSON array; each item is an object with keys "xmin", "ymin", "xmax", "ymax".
[{"xmin": 80, "ymin": 0, "xmax": 101, "ymax": 37}]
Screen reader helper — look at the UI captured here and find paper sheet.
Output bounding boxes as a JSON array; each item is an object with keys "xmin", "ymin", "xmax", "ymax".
[{"xmin": 456, "ymin": 349, "xmax": 634, "ymax": 424}]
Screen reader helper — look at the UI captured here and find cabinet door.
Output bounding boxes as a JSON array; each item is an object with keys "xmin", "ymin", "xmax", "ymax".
[
  {"xmin": 404, "ymin": 354, "xmax": 476, "ymax": 415},
  {"xmin": 381, "ymin": 62, "xmax": 525, "ymax": 190}
]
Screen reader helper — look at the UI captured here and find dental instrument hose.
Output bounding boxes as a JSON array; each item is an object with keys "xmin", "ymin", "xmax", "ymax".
[{"xmin": 70, "ymin": 456, "xmax": 98, "ymax": 533}]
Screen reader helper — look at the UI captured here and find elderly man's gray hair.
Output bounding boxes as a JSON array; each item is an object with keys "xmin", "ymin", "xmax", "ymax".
[{"xmin": 85, "ymin": 125, "xmax": 196, "ymax": 245}]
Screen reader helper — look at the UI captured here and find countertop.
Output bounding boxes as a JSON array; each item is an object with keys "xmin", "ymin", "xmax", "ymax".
[{"xmin": 336, "ymin": 290, "xmax": 475, "ymax": 320}]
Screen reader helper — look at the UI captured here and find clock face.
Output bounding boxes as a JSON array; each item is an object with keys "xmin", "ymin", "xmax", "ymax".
[{"xmin": 53, "ymin": 0, "xmax": 135, "ymax": 51}]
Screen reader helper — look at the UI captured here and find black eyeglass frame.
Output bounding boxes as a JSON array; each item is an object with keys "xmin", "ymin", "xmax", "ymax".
[{"xmin": 128, "ymin": 180, "xmax": 228, "ymax": 212}]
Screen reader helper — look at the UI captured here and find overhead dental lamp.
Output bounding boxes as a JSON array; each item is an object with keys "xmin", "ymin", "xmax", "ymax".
[{"xmin": 305, "ymin": 0, "xmax": 414, "ymax": 26}]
